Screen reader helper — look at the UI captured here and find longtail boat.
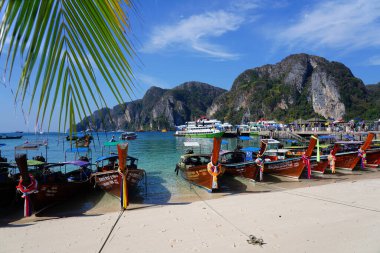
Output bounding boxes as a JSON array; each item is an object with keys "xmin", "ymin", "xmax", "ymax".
[
  {"xmin": 91, "ymin": 142, "xmax": 146, "ymax": 205},
  {"xmin": 366, "ymin": 149, "xmax": 380, "ymax": 166},
  {"xmin": 261, "ymin": 136, "xmax": 317, "ymax": 179},
  {"xmin": 221, "ymin": 143, "xmax": 266, "ymax": 180},
  {"xmin": 366, "ymin": 141, "xmax": 380, "ymax": 166},
  {"xmin": 15, "ymin": 154, "xmax": 92, "ymax": 216},
  {"xmin": 310, "ymin": 144, "xmax": 339, "ymax": 174},
  {"xmin": 175, "ymin": 137, "xmax": 223, "ymax": 192},
  {"xmin": 220, "ymin": 151, "xmax": 259, "ymax": 180},
  {"xmin": 0, "ymin": 144, "xmax": 18, "ymax": 207},
  {"xmin": 333, "ymin": 133, "xmax": 374, "ymax": 170}
]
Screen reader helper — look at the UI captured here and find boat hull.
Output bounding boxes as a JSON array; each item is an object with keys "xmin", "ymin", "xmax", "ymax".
[
  {"xmin": 366, "ymin": 148, "xmax": 380, "ymax": 165},
  {"xmin": 222, "ymin": 162, "xmax": 259, "ymax": 180},
  {"xmin": 31, "ymin": 181, "xmax": 91, "ymax": 210},
  {"xmin": 179, "ymin": 132, "xmax": 224, "ymax": 138},
  {"xmin": 310, "ymin": 157, "xmax": 329, "ymax": 174},
  {"xmin": 178, "ymin": 164, "xmax": 216, "ymax": 192},
  {"xmin": 0, "ymin": 135, "xmax": 22, "ymax": 139},
  {"xmin": 0, "ymin": 179, "xmax": 17, "ymax": 207},
  {"xmin": 120, "ymin": 136, "xmax": 137, "ymax": 140},
  {"xmin": 263, "ymin": 158, "xmax": 305, "ymax": 179},
  {"xmin": 92, "ymin": 169, "xmax": 145, "ymax": 198},
  {"xmin": 334, "ymin": 152, "xmax": 361, "ymax": 170}
]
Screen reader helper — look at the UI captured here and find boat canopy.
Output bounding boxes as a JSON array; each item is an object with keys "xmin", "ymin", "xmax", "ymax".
[
  {"xmin": 95, "ymin": 154, "xmax": 118, "ymax": 163},
  {"xmin": 241, "ymin": 147, "xmax": 261, "ymax": 152},
  {"xmin": 27, "ymin": 160, "xmax": 45, "ymax": 166},
  {"xmin": 238, "ymin": 136, "xmax": 253, "ymax": 141},
  {"xmin": 262, "ymin": 138, "xmax": 281, "ymax": 144},
  {"xmin": 343, "ymin": 134, "xmax": 355, "ymax": 140},
  {"xmin": 335, "ymin": 141, "xmax": 363, "ymax": 145},
  {"xmin": 319, "ymin": 135, "xmax": 336, "ymax": 139},
  {"xmin": 284, "ymin": 139, "xmax": 298, "ymax": 143},
  {"xmin": 63, "ymin": 160, "xmax": 90, "ymax": 167},
  {"xmin": 95, "ymin": 155, "xmax": 138, "ymax": 163},
  {"xmin": 184, "ymin": 142, "xmax": 200, "ymax": 147}
]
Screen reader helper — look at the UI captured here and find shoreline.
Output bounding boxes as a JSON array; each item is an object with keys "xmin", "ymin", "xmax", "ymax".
[{"xmin": 1, "ymin": 170, "xmax": 380, "ymax": 252}]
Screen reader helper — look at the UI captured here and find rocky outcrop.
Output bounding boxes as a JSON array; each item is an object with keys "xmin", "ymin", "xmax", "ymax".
[
  {"xmin": 76, "ymin": 82, "xmax": 226, "ymax": 131},
  {"xmin": 76, "ymin": 54, "xmax": 379, "ymax": 130},
  {"xmin": 208, "ymin": 54, "xmax": 370, "ymax": 123}
]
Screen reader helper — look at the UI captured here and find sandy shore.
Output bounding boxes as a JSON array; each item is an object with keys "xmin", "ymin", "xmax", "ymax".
[{"xmin": 1, "ymin": 171, "xmax": 380, "ymax": 253}]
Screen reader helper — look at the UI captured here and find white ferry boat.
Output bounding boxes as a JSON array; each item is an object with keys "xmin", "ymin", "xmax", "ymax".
[{"xmin": 174, "ymin": 118, "xmax": 224, "ymax": 138}]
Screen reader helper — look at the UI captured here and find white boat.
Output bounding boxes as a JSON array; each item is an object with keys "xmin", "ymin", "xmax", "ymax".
[
  {"xmin": 174, "ymin": 119, "xmax": 224, "ymax": 138},
  {"xmin": 120, "ymin": 132, "xmax": 137, "ymax": 140}
]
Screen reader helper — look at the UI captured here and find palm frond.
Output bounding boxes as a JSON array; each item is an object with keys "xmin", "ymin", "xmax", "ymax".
[{"xmin": 0, "ymin": 0, "xmax": 135, "ymax": 132}]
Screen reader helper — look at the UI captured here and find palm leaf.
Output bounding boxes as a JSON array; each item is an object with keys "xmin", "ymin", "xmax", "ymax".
[{"xmin": 0, "ymin": 0, "xmax": 135, "ymax": 132}]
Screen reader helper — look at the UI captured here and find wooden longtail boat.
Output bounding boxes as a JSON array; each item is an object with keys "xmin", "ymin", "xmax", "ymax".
[
  {"xmin": 221, "ymin": 143, "xmax": 266, "ymax": 180},
  {"xmin": 175, "ymin": 137, "xmax": 223, "ymax": 192},
  {"xmin": 0, "ymin": 144, "xmax": 18, "ymax": 207},
  {"xmin": 15, "ymin": 154, "xmax": 92, "ymax": 216},
  {"xmin": 91, "ymin": 155, "xmax": 146, "ymax": 198},
  {"xmin": 220, "ymin": 151, "xmax": 259, "ymax": 180},
  {"xmin": 311, "ymin": 144, "xmax": 339, "ymax": 174},
  {"xmin": 91, "ymin": 142, "xmax": 146, "ymax": 203},
  {"xmin": 262, "ymin": 136, "xmax": 317, "ymax": 179},
  {"xmin": 366, "ymin": 148, "xmax": 380, "ymax": 165},
  {"xmin": 334, "ymin": 133, "xmax": 374, "ymax": 170}
]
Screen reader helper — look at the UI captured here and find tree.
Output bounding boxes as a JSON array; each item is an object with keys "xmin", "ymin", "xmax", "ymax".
[{"xmin": 0, "ymin": 0, "xmax": 135, "ymax": 132}]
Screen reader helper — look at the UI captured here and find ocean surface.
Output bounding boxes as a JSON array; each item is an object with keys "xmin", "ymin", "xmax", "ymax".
[{"xmin": 1, "ymin": 131, "xmax": 262, "ymax": 214}]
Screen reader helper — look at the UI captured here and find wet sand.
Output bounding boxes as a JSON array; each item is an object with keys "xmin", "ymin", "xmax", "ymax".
[{"xmin": 1, "ymin": 169, "xmax": 380, "ymax": 252}]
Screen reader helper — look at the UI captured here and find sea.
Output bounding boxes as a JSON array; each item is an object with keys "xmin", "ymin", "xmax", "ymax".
[{"xmin": 1, "ymin": 131, "xmax": 262, "ymax": 217}]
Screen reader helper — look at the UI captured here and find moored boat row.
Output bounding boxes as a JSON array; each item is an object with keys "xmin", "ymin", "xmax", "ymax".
[
  {"xmin": 1, "ymin": 131, "xmax": 379, "ymax": 218},
  {"xmin": 175, "ymin": 132, "xmax": 380, "ymax": 193},
  {"xmin": 0, "ymin": 139, "xmax": 147, "ymax": 217}
]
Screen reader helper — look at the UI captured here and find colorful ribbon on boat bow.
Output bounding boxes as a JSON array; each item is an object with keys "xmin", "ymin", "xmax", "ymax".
[
  {"xmin": 301, "ymin": 154, "xmax": 311, "ymax": 179},
  {"xmin": 358, "ymin": 149, "xmax": 367, "ymax": 169},
  {"xmin": 16, "ymin": 174, "xmax": 38, "ymax": 217},
  {"xmin": 327, "ymin": 152, "xmax": 336, "ymax": 173},
  {"xmin": 255, "ymin": 158, "xmax": 264, "ymax": 181},
  {"xmin": 207, "ymin": 160, "xmax": 221, "ymax": 190}
]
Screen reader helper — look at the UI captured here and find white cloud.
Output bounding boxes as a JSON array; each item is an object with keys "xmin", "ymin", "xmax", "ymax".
[
  {"xmin": 231, "ymin": 0, "xmax": 260, "ymax": 11},
  {"xmin": 368, "ymin": 55, "xmax": 380, "ymax": 66},
  {"xmin": 142, "ymin": 10, "xmax": 247, "ymax": 60},
  {"xmin": 278, "ymin": 0, "xmax": 380, "ymax": 50}
]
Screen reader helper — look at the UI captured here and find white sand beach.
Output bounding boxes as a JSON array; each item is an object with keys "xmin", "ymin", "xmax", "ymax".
[{"xmin": 1, "ymin": 172, "xmax": 380, "ymax": 253}]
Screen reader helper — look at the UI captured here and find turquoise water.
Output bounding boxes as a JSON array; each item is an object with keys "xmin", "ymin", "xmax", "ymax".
[{"xmin": 1, "ymin": 132, "xmax": 261, "ymax": 206}]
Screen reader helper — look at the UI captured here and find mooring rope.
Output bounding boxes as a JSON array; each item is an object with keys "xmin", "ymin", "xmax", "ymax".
[
  {"xmin": 98, "ymin": 209, "xmax": 125, "ymax": 253},
  {"xmin": 189, "ymin": 183, "xmax": 264, "ymax": 246}
]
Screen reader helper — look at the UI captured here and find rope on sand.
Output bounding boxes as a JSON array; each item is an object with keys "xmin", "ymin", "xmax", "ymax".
[
  {"xmin": 189, "ymin": 183, "xmax": 265, "ymax": 247},
  {"xmin": 98, "ymin": 209, "xmax": 125, "ymax": 253}
]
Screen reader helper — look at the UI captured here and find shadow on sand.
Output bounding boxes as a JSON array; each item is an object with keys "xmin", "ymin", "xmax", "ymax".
[{"xmin": 0, "ymin": 188, "xmax": 105, "ymax": 225}]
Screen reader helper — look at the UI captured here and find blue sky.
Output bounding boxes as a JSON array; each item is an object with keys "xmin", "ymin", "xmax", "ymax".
[{"xmin": 1, "ymin": 0, "xmax": 380, "ymax": 132}]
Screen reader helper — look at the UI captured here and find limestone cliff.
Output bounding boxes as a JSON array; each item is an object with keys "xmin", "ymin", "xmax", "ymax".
[
  {"xmin": 208, "ymin": 54, "xmax": 370, "ymax": 123},
  {"xmin": 76, "ymin": 82, "xmax": 226, "ymax": 131}
]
